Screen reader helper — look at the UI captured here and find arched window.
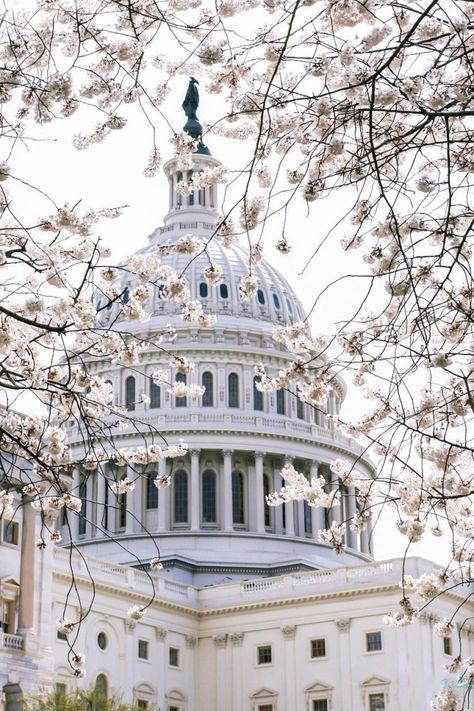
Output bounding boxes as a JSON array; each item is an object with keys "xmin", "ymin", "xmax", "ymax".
[
  {"xmin": 257, "ymin": 289, "xmax": 266, "ymax": 305},
  {"xmin": 276, "ymin": 389, "xmax": 285, "ymax": 415},
  {"xmin": 125, "ymin": 375, "xmax": 136, "ymax": 411},
  {"xmin": 150, "ymin": 380, "xmax": 161, "ymax": 409},
  {"xmin": 202, "ymin": 469, "xmax": 217, "ymax": 524},
  {"xmin": 78, "ymin": 480, "xmax": 87, "ymax": 535},
  {"xmin": 173, "ymin": 469, "xmax": 188, "ymax": 524},
  {"xmin": 202, "ymin": 371, "xmax": 213, "ymax": 407},
  {"xmin": 228, "ymin": 373, "xmax": 239, "ymax": 408},
  {"xmin": 146, "ymin": 471, "xmax": 158, "ymax": 510},
  {"xmin": 94, "ymin": 674, "xmax": 108, "ymax": 711},
  {"xmin": 175, "ymin": 372, "xmax": 187, "ymax": 407},
  {"xmin": 297, "ymin": 397, "xmax": 304, "ymax": 420},
  {"xmin": 253, "ymin": 376, "xmax": 263, "ymax": 411},
  {"xmin": 118, "ymin": 476, "xmax": 127, "ymax": 529},
  {"xmin": 232, "ymin": 470, "xmax": 245, "ymax": 525},
  {"xmin": 220, "ymin": 283, "xmax": 229, "ymax": 299},
  {"xmin": 304, "ymin": 500, "xmax": 312, "ymax": 535},
  {"xmin": 263, "ymin": 473, "xmax": 272, "ymax": 529},
  {"xmin": 199, "ymin": 282, "xmax": 208, "ymax": 298},
  {"xmin": 273, "ymin": 293, "xmax": 281, "ymax": 309}
]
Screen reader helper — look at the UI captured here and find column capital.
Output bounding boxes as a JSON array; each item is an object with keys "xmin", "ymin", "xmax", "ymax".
[
  {"xmin": 185, "ymin": 633, "xmax": 198, "ymax": 648},
  {"xmin": 255, "ymin": 451, "xmax": 265, "ymax": 460},
  {"xmin": 155, "ymin": 626, "xmax": 168, "ymax": 641},
  {"xmin": 336, "ymin": 618, "xmax": 351, "ymax": 632},
  {"xmin": 229, "ymin": 631, "xmax": 244, "ymax": 646},
  {"xmin": 284, "ymin": 455, "xmax": 294, "ymax": 465},
  {"xmin": 190, "ymin": 448, "xmax": 201, "ymax": 456},
  {"xmin": 223, "ymin": 449, "xmax": 233, "ymax": 457},
  {"xmin": 213, "ymin": 633, "xmax": 228, "ymax": 648},
  {"xmin": 281, "ymin": 625, "xmax": 296, "ymax": 640}
]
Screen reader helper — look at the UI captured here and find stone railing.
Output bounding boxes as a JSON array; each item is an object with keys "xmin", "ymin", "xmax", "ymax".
[
  {"xmin": 0, "ymin": 632, "xmax": 24, "ymax": 652},
  {"xmin": 53, "ymin": 549, "xmax": 440, "ymax": 612}
]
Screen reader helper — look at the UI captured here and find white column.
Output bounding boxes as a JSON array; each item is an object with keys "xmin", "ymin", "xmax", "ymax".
[
  {"xmin": 255, "ymin": 452, "xmax": 265, "ymax": 534},
  {"xmin": 366, "ymin": 519, "xmax": 374, "ymax": 556},
  {"xmin": 125, "ymin": 465, "xmax": 135, "ymax": 534},
  {"xmin": 223, "ymin": 450, "xmax": 233, "ymax": 532},
  {"xmin": 69, "ymin": 467, "xmax": 80, "ymax": 540},
  {"xmin": 190, "ymin": 449, "xmax": 200, "ymax": 531},
  {"xmin": 96, "ymin": 466, "xmax": 107, "ymax": 534},
  {"xmin": 297, "ymin": 500, "xmax": 305, "ymax": 536},
  {"xmin": 310, "ymin": 460, "xmax": 325, "ymax": 539},
  {"xmin": 273, "ymin": 465, "xmax": 283, "ymax": 535},
  {"xmin": 284, "ymin": 457, "xmax": 295, "ymax": 537},
  {"xmin": 213, "ymin": 635, "xmax": 228, "ymax": 710},
  {"xmin": 346, "ymin": 485, "xmax": 357, "ymax": 549},
  {"xmin": 18, "ymin": 499, "xmax": 36, "ymax": 632},
  {"xmin": 330, "ymin": 473, "xmax": 342, "ymax": 526},
  {"xmin": 157, "ymin": 459, "xmax": 169, "ymax": 532}
]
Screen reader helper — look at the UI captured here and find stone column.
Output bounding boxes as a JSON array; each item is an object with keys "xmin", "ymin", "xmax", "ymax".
[
  {"xmin": 330, "ymin": 473, "xmax": 342, "ymax": 526},
  {"xmin": 131, "ymin": 467, "xmax": 143, "ymax": 534},
  {"xmin": 336, "ymin": 619, "xmax": 352, "ymax": 709},
  {"xmin": 310, "ymin": 461, "xmax": 325, "ymax": 539},
  {"xmin": 297, "ymin": 500, "xmax": 305, "ymax": 536},
  {"xmin": 17, "ymin": 498, "xmax": 36, "ymax": 632},
  {"xmin": 273, "ymin": 465, "xmax": 283, "ymax": 535},
  {"xmin": 255, "ymin": 452, "xmax": 265, "ymax": 534},
  {"xmin": 125, "ymin": 466, "xmax": 134, "ymax": 535},
  {"xmin": 360, "ymin": 522, "xmax": 370, "ymax": 555},
  {"xmin": 213, "ymin": 635, "xmax": 228, "ymax": 711},
  {"xmin": 186, "ymin": 634, "xmax": 198, "ymax": 711},
  {"xmin": 97, "ymin": 465, "xmax": 107, "ymax": 533},
  {"xmin": 69, "ymin": 466, "xmax": 80, "ymax": 540},
  {"xmin": 190, "ymin": 449, "xmax": 200, "ymax": 531},
  {"xmin": 284, "ymin": 457, "xmax": 295, "ymax": 537},
  {"xmin": 282, "ymin": 626, "xmax": 297, "ymax": 710},
  {"xmin": 346, "ymin": 485, "xmax": 357, "ymax": 549},
  {"xmin": 157, "ymin": 459, "xmax": 170, "ymax": 532},
  {"xmin": 156, "ymin": 627, "xmax": 168, "ymax": 711},
  {"xmin": 223, "ymin": 450, "xmax": 233, "ymax": 531},
  {"xmin": 366, "ymin": 518, "xmax": 374, "ymax": 556},
  {"xmin": 230, "ymin": 632, "xmax": 244, "ymax": 711}
]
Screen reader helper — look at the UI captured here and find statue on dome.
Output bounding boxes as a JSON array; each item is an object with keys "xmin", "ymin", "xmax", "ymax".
[{"xmin": 182, "ymin": 77, "xmax": 200, "ymax": 121}]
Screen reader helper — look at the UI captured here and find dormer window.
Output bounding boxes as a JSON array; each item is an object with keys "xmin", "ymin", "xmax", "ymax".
[{"xmin": 220, "ymin": 283, "xmax": 229, "ymax": 299}]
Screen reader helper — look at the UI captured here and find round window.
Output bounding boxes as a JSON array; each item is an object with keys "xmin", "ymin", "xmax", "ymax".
[{"xmin": 97, "ymin": 632, "xmax": 107, "ymax": 650}]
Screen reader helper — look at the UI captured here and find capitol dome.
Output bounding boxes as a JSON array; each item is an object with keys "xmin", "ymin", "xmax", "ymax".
[{"xmin": 64, "ymin": 88, "xmax": 374, "ymax": 586}]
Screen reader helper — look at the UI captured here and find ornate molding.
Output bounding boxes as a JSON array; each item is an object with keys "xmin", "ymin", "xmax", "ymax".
[
  {"xmin": 229, "ymin": 631, "xmax": 244, "ymax": 646},
  {"xmin": 281, "ymin": 624, "xmax": 297, "ymax": 640},
  {"xmin": 336, "ymin": 618, "xmax": 351, "ymax": 632},
  {"xmin": 213, "ymin": 633, "xmax": 228, "ymax": 648},
  {"xmin": 190, "ymin": 449, "xmax": 201, "ymax": 457},
  {"xmin": 124, "ymin": 619, "xmax": 136, "ymax": 632},
  {"xmin": 185, "ymin": 633, "xmax": 198, "ymax": 648},
  {"xmin": 155, "ymin": 626, "xmax": 167, "ymax": 641}
]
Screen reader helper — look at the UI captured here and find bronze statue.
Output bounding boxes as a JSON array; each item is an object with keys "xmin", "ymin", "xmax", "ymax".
[{"xmin": 182, "ymin": 77, "xmax": 200, "ymax": 121}]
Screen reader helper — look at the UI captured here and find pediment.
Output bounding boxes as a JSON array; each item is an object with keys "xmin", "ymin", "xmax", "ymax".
[
  {"xmin": 166, "ymin": 689, "xmax": 186, "ymax": 703},
  {"xmin": 361, "ymin": 676, "xmax": 390, "ymax": 687},
  {"xmin": 0, "ymin": 576, "xmax": 19, "ymax": 587},
  {"xmin": 250, "ymin": 687, "xmax": 278, "ymax": 700},
  {"xmin": 305, "ymin": 681, "xmax": 333, "ymax": 694}
]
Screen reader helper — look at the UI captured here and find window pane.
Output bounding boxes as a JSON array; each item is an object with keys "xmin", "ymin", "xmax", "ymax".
[
  {"xmin": 310, "ymin": 638, "xmax": 326, "ymax": 658},
  {"xmin": 228, "ymin": 373, "xmax": 239, "ymax": 408},
  {"xmin": 273, "ymin": 293, "xmax": 280, "ymax": 309},
  {"xmin": 150, "ymin": 381, "xmax": 161, "ymax": 408},
  {"xmin": 3, "ymin": 521, "xmax": 18, "ymax": 545},
  {"xmin": 169, "ymin": 647, "xmax": 179, "ymax": 667},
  {"xmin": 276, "ymin": 389, "xmax": 285, "ymax": 415},
  {"xmin": 443, "ymin": 637, "xmax": 452, "ymax": 655},
  {"xmin": 138, "ymin": 639, "xmax": 149, "ymax": 659},
  {"xmin": 199, "ymin": 282, "xmax": 208, "ymax": 298},
  {"xmin": 253, "ymin": 376, "xmax": 263, "ymax": 411},
  {"xmin": 366, "ymin": 631, "xmax": 382, "ymax": 652},
  {"xmin": 146, "ymin": 471, "xmax": 158, "ymax": 510},
  {"xmin": 202, "ymin": 372, "xmax": 213, "ymax": 407},
  {"xmin": 232, "ymin": 470, "xmax": 245, "ymax": 525},
  {"xmin": 220, "ymin": 283, "xmax": 229, "ymax": 299},
  {"xmin": 175, "ymin": 372, "xmax": 187, "ymax": 408},
  {"xmin": 174, "ymin": 470, "xmax": 188, "ymax": 523},
  {"xmin": 125, "ymin": 375, "xmax": 136, "ymax": 411},
  {"xmin": 202, "ymin": 470, "xmax": 217, "ymax": 523},
  {"xmin": 257, "ymin": 645, "xmax": 272, "ymax": 664},
  {"xmin": 313, "ymin": 701, "xmax": 328, "ymax": 711},
  {"xmin": 369, "ymin": 694, "xmax": 385, "ymax": 711},
  {"xmin": 257, "ymin": 289, "xmax": 266, "ymax": 305}
]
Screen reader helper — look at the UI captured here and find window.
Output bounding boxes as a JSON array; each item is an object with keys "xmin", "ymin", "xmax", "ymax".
[
  {"xmin": 169, "ymin": 646, "xmax": 180, "ymax": 667},
  {"xmin": 97, "ymin": 632, "xmax": 108, "ymax": 650},
  {"xmin": 232, "ymin": 470, "xmax": 245, "ymax": 525},
  {"xmin": 313, "ymin": 702, "xmax": 328, "ymax": 711},
  {"xmin": 272, "ymin": 293, "xmax": 281, "ymax": 309},
  {"xmin": 138, "ymin": 639, "xmax": 149, "ymax": 660},
  {"xmin": 57, "ymin": 630, "xmax": 67, "ymax": 641},
  {"xmin": 228, "ymin": 372, "xmax": 239, "ymax": 408},
  {"xmin": 276, "ymin": 389, "xmax": 285, "ymax": 415},
  {"xmin": 1, "ymin": 600, "xmax": 13, "ymax": 633},
  {"xmin": 125, "ymin": 375, "xmax": 136, "ymax": 411},
  {"xmin": 253, "ymin": 376, "xmax": 263, "ymax": 411},
  {"xmin": 173, "ymin": 470, "xmax": 188, "ymax": 524},
  {"xmin": 78, "ymin": 480, "xmax": 87, "ymax": 535},
  {"xmin": 297, "ymin": 397, "xmax": 304, "ymax": 420},
  {"xmin": 202, "ymin": 469, "xmax": 217, "ymax": 524},
  {"xmin": 202, "ymin": 371, "xmax": 213, "ymax": 407},
  {"xmin": 137, "ymin": 702, "xmax": 149, "ymax": 710},
  {"xmin": 310, "ymin": 638, "xmax": 326, "ymax": 658},
  {"xmin": 366, "ymin": 631, "xmax": 382, "ymax": 652},
  {"xmin": 118, "ymin": 477, "xmax": 127, "ymax": 529},
  {"xmin": 3, "ymin": 520, "xmax": 18, "ymax": 545},
  {"xmin": 146, "ymin": 471, "xmax": 158, "ymax": 510},
  {"xmin": 199, "ymin": 282, "xmax": 208, "ymax": 298},
  {"xmin": 443, "ymin": 636, "xmax": 452, "ymax": 655},
  {"xmin": 150, "ymin": 381, "xmax": 161, "ymax": 408},
  {"xmin": 175, "ymin": 372, "xmax": 187, "ymax": 407},
  {"xmin": 263, "ymin": 474, "xmax": 271, "ymax": 529},
  {"xmin": 220, "ymin": 283, "xmax": 229, "ymax": 299},
  {"xmin": 55, "ymin": 683, "xmax": 67, "ymax": 698},
  {"xmin": 369, "ymin": 693, "xmax": 385, "ymax": 711},
  {"xmin": 122, "ymin": 286, "xmax": 130, "ymax": 304},
  {"xmin": 258, "ymin": 706, "xmax": 274, "ymax": 711},
  {"xmin": 169, "ymin": 707, "xmax": 179, "ymax": 711},
  {"xmin": 257, "ymin": 289, "xmax": 266, "ymax": 305},
  {"xmin": 257, "ymin": 644, "xmax": 272, "ymax": 665},
  {"xmin": 304, "ymin": 500, "xmax": 312, "ymax": 535}
]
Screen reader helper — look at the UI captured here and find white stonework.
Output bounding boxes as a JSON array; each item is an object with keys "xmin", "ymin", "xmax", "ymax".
[{"xmin": 1, "ymin": 139, "xmax": 473, "ymax": 711}]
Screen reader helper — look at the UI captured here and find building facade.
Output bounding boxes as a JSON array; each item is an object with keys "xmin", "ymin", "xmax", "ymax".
[{"xmin": 0, "ymin": 87, "xmax": 471, "ymax": 711}]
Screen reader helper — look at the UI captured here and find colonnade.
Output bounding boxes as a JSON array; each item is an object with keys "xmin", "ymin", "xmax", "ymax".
[{"xmin": 68, "ymin": 450, "xmax": 373, "ymax": 556}]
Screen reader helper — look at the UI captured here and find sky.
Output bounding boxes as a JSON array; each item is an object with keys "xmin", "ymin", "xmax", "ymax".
[{"xmin": 8, "ymin": 74, "xmax": 451, "ymax": 568}]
